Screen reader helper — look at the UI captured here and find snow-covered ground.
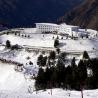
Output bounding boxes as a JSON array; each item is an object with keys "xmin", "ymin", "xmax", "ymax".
[
  {"xmin": 0, "ymin": 62, "xmax": 98, "ymax": 98},
  {"xmin": 0, "ymin": 34, "xmax": 54, "ymax": 47},
  {"xmin": 0, "ymin": 28, "xmax": 98, "ymax": 98},
  {"xmin": 0, "ymin": 62, "xmax": 28, "ymax": 92},
  {"xmin": 0, "ymin": 32, "xmax": 98, "ymax": 58},
  {"xmin": 1, "ymin": 33, "xmax": 98, "ymax": 52}
]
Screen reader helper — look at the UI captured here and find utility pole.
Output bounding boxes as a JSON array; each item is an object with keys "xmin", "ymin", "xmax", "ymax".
[
  {"xmin": 80, "ymin": 82, "xmax": 84, "ymax": 98},
  {"xmin": 50, "ymin": 81, "xmax": 52, "ymax": 95},
  {"xmin": 81, "ymin": 88, "xmax": 83, "ymax": 98}
]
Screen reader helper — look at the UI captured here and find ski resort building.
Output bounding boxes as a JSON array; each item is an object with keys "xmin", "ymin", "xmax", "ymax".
[
  {"xmin": 58, "ymin": 23, "xmax": 79, "ymax": 37},
  {"xmin": 35, "ymin": 23, "xmax": 90, "ymax": 38},
  {"xmin": 36, "ymin": 23, "xmax": 59, "ymax": 33}
]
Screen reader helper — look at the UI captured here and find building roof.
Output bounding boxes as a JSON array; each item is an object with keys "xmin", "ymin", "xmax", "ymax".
[
  {"xmin": 60, "ymin": 23, "xmax": 79, "ymax": 28},
  {"xmin": 36, "ymin": 23, "xmax": 79, "ymax": 28},
  {"xmin": 35, "ymin": 23, "xmax": 59, "ymax": 26}
]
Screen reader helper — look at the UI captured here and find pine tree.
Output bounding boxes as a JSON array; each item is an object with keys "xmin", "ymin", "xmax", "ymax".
[
  {"xmin": 37, "ymin": 55, "xmax": 43, "ymax": 66},
  {"xmin": 90, "ymin": 59, "xmax": 98, "ymax": 88},
  {"xmin": 71, "ymin": 57, "xmax": 79, "ymax": 89},
  {"xmin": 45, "ymin": 67, "xmax": 52, "ymax": 82},
  {"xmin": 41, "ymin": 56, "xmax": 47, "ymax": 66},
  {"xmin": 59, "ymin": 52, "xmax": 66, "ymax": 62},
  {"xmin": 65, "ymin": 66, "xmax": 73, "ymax": 89},
  {"xmin": 61, "ymin": 37, "xmax": 63, "ymax": 39},
  {"xmin": 35, "ymin": 68, "xmax": 46, "ymax": 90},
  {"xmin": 54, "ymin": 39, "xmax": 59, "ymax": 48},
  {"xmin": 49, "ymin": 51, "xmax": 56, "ymax": 60},
  {"xmin": 15, "ymin": 32, "xmax": 17, "ymax": 35},
  {"xmin": 6, "ymin": 40, "xmax": 11, "ymax": 48},
  {"xmin": 50, "ymin": 67, "xmax": 58, "ymax": 87},
  {"xmin": 71, "ymin": 57, "xmax": 76, "ymax": 67},
  {"xmin": 18, "ymin": 33, "xmax": 20, "ymax": 36},
  {"xmin": 56, "ymin": 36, "xmax": 59, "ymax": 39},
  {"xmin": 56, "ymin": 48, "xmax": 60, "ymax": 54},
  {"xmin": 56, "ymin": 59, "xmax": 65, "ymax": 87},
  {"xmin": 83, "ymin": 51, "xmax": 89, "ymax": 60},
  {"xmin": 78, "ymin": 60, "xmax": 87, "ymax": 88}
]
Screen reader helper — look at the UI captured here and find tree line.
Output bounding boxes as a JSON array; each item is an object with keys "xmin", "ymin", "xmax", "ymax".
[{"xmin": 35, "ymin": 50, "xmax": 98, "ymax": 91}]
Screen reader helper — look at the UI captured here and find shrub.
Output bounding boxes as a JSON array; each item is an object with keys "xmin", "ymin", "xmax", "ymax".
[
  {"xmin": 54, "ymin": 39, "xmax": 59, "ymax": 48},
  {"xmin": 11, "ymin": 44, "xmax": 20, "ymax": 50}
]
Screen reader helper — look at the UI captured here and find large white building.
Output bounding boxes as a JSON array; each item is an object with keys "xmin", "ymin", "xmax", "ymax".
[
  {"xmin": 35, "ymin": 23, "xmax": 80, "ymax": 37},
  {"xmin": 58, "ymin": 23, "xmax": 79, "ymax": 37},
  {"xmin": 36, "ymin": 23, "xmax": 59, "ymax": 33}
]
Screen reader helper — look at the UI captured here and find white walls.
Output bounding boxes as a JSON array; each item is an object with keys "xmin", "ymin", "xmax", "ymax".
[
  {"xmin": 36, "ymin": 23, "xmax": 80, "ymax": 37},
  {"xmin": 36, "ymin": 23, "xmax": 59, "ymax": 33}
]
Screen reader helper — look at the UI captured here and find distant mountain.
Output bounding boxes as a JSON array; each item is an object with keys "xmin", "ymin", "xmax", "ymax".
[
  {"xmin": 58, "ymin": 0, "xmax": 98, "ymax": 30},
  {"xmin": 0, "ymin": 0, "xmax": 83, "ymax": 28}
]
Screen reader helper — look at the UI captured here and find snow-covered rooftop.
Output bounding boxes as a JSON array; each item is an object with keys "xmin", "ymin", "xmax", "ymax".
[
  {"xmin": 36, "ymin": 23, "xmax": 59, "ymax": 26},
  {"xmin": 60, "ymin": 23, "xmax": 79, "ymax": 28}
]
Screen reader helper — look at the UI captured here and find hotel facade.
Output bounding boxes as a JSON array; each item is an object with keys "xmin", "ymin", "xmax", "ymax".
[{"xmin": 36, "ymin": 23, "xmax": 80, "ymax": 37}]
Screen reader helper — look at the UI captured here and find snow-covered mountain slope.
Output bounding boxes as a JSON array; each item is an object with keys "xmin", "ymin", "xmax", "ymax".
[
  {"xmin": 0, "ymin": 62, "xmax": 98, "ymax": 98},
  {"xmin": 0, "ymin": 29, "xmax": 98, "ymax": 98},
  {"xmin": 0, "ymin": 32, "xmax": 98, "ymax": 58}
]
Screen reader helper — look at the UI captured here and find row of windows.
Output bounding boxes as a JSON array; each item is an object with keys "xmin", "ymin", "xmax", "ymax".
[
  {"xmin": 38, "ymin": 28, "xmax": 58, "ymax": 30},
  {"xmin": 37, "ymin": 26, "xmax": 59, "ymax": 29},
  {"xmin": 38, "ymin": 27, "xmax": 56, "ymax": 29},
  {"xmin": 37, "ymin": 25, "xmax": 75, "ymax": 33},
  {"xmin": 40, "ymin": 29, "xmax": 57, "ymax": 32}
]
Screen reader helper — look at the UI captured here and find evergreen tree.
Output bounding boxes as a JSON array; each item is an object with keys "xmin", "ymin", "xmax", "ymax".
[
  {"xmin": 52, "ymin": 36, "xmax": 54, "ymax": 39},
  {"xmin": 59, "ymin": 52, "xmax": 66, "ymax": 62},
  {"xmin": 83, "ymin": 51, "xmax": 89, "ymax": 60},
  {"xmin": 15, "ymin": 32, "xmax": 17, "ymax": 35},
  {"xmin": 11, "ymin": 44, "xmax": 19, "ymax": 50},
  {"xmin": 61, "ymin": 37, "xmax": 63, "ymax": 39},
  {"xmin": 65, "ymin": 66, "xmax": 73, "ymax": 89},
  {"xmin": 6, "ymin": 40, "xmax": 11, "ymax": 48},
  {"xmin": 78, "ymin": 60, "xmax": 87, "ymax": 88},
  {"xmin": 56, "ymin": 48, "xmax": 60, "ymax": 54},
  {"xmin": 41, "ymin": 56, "xmax": 47, "ymax": 66},
  {"xmin": 18, "ymin": 33, "xmax": 20, "ymax": 36},
  {"xmin": 37, "ymin": 55, "xmax": 47, "ymax": 67},
  {"xmin": 56, "ymin": 36, "xmax": 59, "ymax": 39},
  {"xmin": 56, "ymin": 59, "xmax": 65, "ymax": 87},
  {"xmin": 37, "ymin": 55, "xmax": 43, "ymax": 66},
  {"xmin": 71, "ymin": 57, "xmax": 79, "ymax": 89},
  {"xmin": 45, "ymin": 67, "xmax": 52, "ymax": 82},
  {"xmin": 28, "ymin": 35, "xmax": 30, "ymax": 38},
  {"xmin": 50, "ymin": 67, "xmax": 58, "ymax": 87},
  {"xmin": 54, "ymin": 39, "xmax": 59, "ymax": 48},
  {"xmin": 35, "ymin": 68, "xmax": 46, "ymax": 90},
  {"xmin": 7, "ymin": 32, "xmax": 9, "ymax": 35},
  {"xmin": 90, "ymin": 59, "xmax": 98, "ymax": 88},
  {"xmin": 49, "ymin": 51, "xmax": 56, "ymax": 60},
  {"xmin": 71, "ymin": 57, "xmax": 76, "ymax": 67}
]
